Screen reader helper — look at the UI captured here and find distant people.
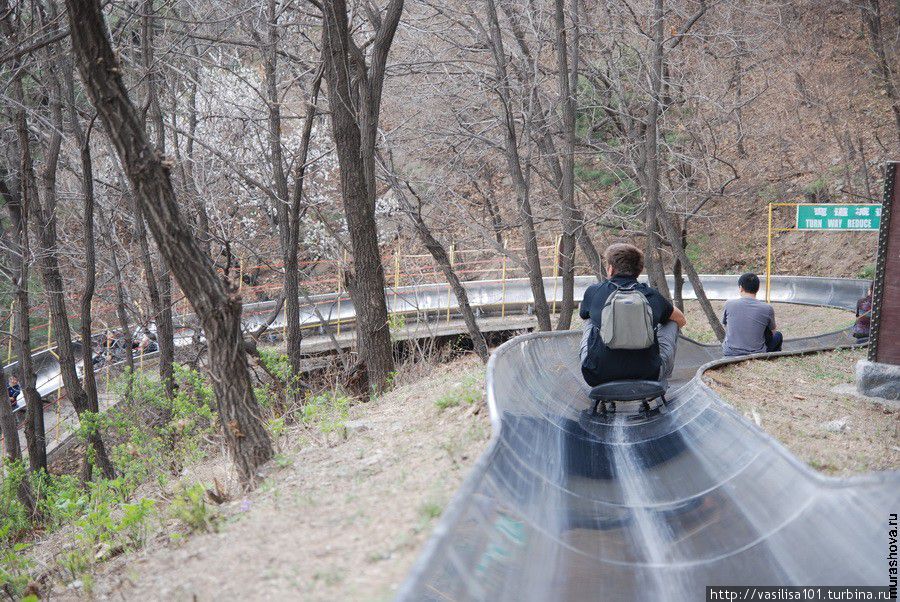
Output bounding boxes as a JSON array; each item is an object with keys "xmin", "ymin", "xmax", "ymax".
[
  {"xmin": 137, "ymin": 333, "xmax": 158, "ymax": 354},
  {"xmin": 7, "ymin": 375, "xmax": 21, "ymax": 408},
  {"xmin": 104, "ymin": 330, "xmax": 128, "ymax": 360},
  {"xmin": 722, "ymin": 273, "xmax": 783, "ymax": 357},
  {"xmin": 852, "ymin": 284, "xmax": 873, "ymax": 340},
  {"xmin": 580, "ymin": 243, "xmax": 687, "ymax": 388}
]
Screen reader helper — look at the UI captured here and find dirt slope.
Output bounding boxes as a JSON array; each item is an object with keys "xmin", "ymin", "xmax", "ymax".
[{"xmin": 81, "ymin": 357, "xmax": 490, "ymax": 601}]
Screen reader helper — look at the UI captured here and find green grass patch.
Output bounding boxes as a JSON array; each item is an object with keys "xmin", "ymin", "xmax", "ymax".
[
  {"xmin": 574, "ymin": 165, "xmax": 627, "ymax": 189},
  {"xmin": 858, "ymin": 264, "xmax": 875, "ymax": 280},
  {"xmin": 803, "ymin": 176, "xmax": 829, "ymax": 198},
  {"xmin": 299, "ymin": 391, "xmax": 351, "ymax": 434},
  {"xmin": 434, "ymin": 373, "xmax": 483, "ymax": 410}
]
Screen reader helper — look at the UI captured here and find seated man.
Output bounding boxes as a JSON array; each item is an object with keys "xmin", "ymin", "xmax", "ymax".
[
  {"xmin": 852, "ymin": 283, "xmax": 873, "ymax": 340},
  {"xmin": 579, "ymin": 243, "xmax": 687, "ymax": 388},
  {"xmin": 721, "ymin": 272, "xmax": 782, "ymax": 357},
  {"xmin": 7, "ymin": 374, "xmax": 21, "ymax": 408}
]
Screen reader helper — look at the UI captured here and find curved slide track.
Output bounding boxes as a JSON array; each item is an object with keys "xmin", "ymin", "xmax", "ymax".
[
  {"xmin": 398, "ymin": 276, "xmax": 900, "ymax": 601},
  {"xmin": 4, "ymin": 275, "xmax": 898, "ymax": 600}
]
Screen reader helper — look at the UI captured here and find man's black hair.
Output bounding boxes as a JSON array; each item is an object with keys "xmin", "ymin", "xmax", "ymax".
[{"xmin": 738, "ymin": 272, "xmax": 760, "ymax": 294}]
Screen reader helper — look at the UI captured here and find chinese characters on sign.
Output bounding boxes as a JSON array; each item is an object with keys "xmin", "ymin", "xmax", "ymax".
[{"xmin": 795, "ymin": 204, "xmax": 882, "ymax": 230}]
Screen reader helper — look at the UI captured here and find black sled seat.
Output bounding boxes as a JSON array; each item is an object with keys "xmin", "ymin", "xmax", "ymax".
[{"xmin": 588, "ymin": 380, "xmax": 667, "ymax": 416}]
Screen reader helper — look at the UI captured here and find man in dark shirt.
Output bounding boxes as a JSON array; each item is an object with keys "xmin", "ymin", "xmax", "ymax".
[
  {"xmin": 852, "ymin": 284, "xmax": 873, "ymax": 340},
  {"xmin": 7, "ymin": 374, "xmax": 21, "ymax": 408},
  {"xmin": 579, "ymin": 243, "xmax": 687, "ymax": 387}
]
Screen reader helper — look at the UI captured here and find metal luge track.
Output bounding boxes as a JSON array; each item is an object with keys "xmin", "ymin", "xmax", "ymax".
[
  {"xmin": 5, "ymin": 276, "xmax": 897, "ymax": 601},
  {"xmin": 397, "ymin": 276, "xmax": 900, "ymax": 601},
  {"xmin": 4, "ymin": 274, "xmax": 858, "ymax": 409}
]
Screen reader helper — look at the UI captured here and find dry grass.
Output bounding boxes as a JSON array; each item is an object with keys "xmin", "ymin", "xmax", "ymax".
[
  {"xmin": 79, "ymin": 355, "xmax": 491, "ymax": 601},
  {"xmin": 705, "ymin": 348, "xmax": 900, "ymax": 476},
  {"xmin": 681, "ymin": 300, "xmax": 855, "ymax": 344}
]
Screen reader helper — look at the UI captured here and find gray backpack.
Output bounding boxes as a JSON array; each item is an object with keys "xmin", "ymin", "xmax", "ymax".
[{"xmin": 599, "ymin": 283, "xmax": 655, "ymax": 350}]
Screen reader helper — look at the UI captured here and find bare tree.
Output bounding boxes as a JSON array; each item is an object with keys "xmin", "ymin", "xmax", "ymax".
[
  {"xmin": 0, "ymin": 368, "xmax": 36, "ymax": 514},
  {"xmin": 0, "ymin": 173, "xmax": 46, "ymax": 471},
  {"xmin": 3, "ymin": 6, "xmax": 118, "ymax": 477},
  {"xmin": 64, "ymin": 0, "xmax": 274, "ymax": 485},
  {"xmin": 859, "ymin": 0, "xmax": 900, "ymax": 147},
  {"xmin": 253, "ymin": 0, "xmax": 324, "ymax": 385},
  {"xmin": 138, "ymin": 0, "xmax": 176, "ymax": 400},
  {"xmin": 483, "ymin": 0, "xmax": 552, "ymax": 331},
  {"xmin": 319, "ymin": 0, "xmax": 402, "ymax": 391},
  {"xmin": 551, "ymin": 0, "xmax": 579, "ymax": 329},
  {"xmin": 379, "ymin": 151, "xmax": 490, "ymax": 362}
]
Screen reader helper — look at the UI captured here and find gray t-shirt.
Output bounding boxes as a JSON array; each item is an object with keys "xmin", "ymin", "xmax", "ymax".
[{"xmin": 721, "ymin": 296, "xmax": 776, "ymax": 356}]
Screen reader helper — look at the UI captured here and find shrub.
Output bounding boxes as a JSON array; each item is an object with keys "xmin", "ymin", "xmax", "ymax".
[
  {"xmin": 169, "ymin": 483, "xmax": 215, "ymax": 533},
  {"xmin": 0, "ymin": 461, "xmax": 31, "ymax": 545},
  {"xmin": 0, "ymin": 537, "xmax": 33, "ymax": 598},
  {"xmin": 858, "ymin": 264, "xmax": 875, "ymax": 280},
  {"xmin": 0, "ymin": 362, "xmax": 222, "ymax": 588},
  {"xmin": 803, "ymin": 177, "xmax": 829, "ymax": 201},
  {"xmin": 388, "ymin": 313, "xmax": 406, "ymax": 341}
]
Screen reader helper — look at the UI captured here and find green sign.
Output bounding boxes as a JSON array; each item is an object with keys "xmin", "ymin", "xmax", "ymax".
[{"xmin": 796, "ymin": 204, "xmax": 882, "ymax": 230}]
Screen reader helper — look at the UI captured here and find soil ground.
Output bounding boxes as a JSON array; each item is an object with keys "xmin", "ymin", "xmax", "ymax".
[
  {"xmin": 76, "ymin": 356, "xmax": 490, "ymax": 601},
  {"xmin": 705, "ymin": 347, "xmax": 900, "ymax": 476}
]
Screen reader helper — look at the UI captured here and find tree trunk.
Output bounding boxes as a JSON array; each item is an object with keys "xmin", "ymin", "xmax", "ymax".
[
  {"xmin": 63, "ymin": 60, "xmax": 108, "ymax": 481},
  {"xmin": 0, "ymin": 373, "xmax": 36, "ymax": 515},
  {"xmin": 857, "ymin": 136, "xmax": 873, "ymax": 199},
  {"xmin": 107, "ymin": 230, "xmax": 135, "ymax": 391},
  {"xmin": 673, "ymin": 224, "xmax": 686, "ymax": 312},
  {"xmin": 412, "ymin": 215, "xmax": 490, "ymax": 362},
  {"xmin": 644, "ymin": 0, "xmax": 672, "ymax": 301},
  {"xmin": 0, "ymin": 174, "xmax": 46, "ymax": 472},
  {"xmin": 284, "ymin": 68, "xmax": 325, "ymax": 387},
  {"xmin": 552, "ymin": 0, "xmax": 578, "ymax": 330},
  {"xmin": 380, "ymin": 153, "xmax": 490, "ymax": 362},
  {"xmin": 140, "ymin": 0, "xmax": 175, "ymax": 400},
  {"xmin": 0, "ymin": 375, "xmax": 22, "ymax": 462},
  {"xmin": 655, "ymin": 199, "xmax": 725, "ymax": 340},
  {"xmin": 22, "ymin": 70, "xmax": 115, "ymax": 480},
  {"xmin": 77, "ymin": 130, "xmax": 102, "ymax": 481},
  {"xmin": 64, "ymin": 0, "xmax": 273, "ymax": 485},
  {"xmin": 181, "ymin": 40, "xmax": 211, "ymax": 256},
  {"xmin": 320, "ymin": 0, "xmax": 399, "ymax": 392},
  {"xmin": 259, "ymin": 0, "xmax": 313, "ymax": 385},
  {"xmin": 484, "ymin": 0, "xmax": 551, "ymax": 331}
]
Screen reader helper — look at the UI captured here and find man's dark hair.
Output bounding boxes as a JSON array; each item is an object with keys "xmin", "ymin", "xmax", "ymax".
[
  {"xmin": 738, "ymin": 272, "xmax": 760, "ymax": 294},
  {"xmin": 604, "ymin": 243, "xmax": 644, "ymax": 277}
]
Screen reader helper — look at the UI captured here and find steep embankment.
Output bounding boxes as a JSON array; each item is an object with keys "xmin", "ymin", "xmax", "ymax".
[{"xmin": 64, "ymin": 356, "xmax": 490, "ymax": 601}]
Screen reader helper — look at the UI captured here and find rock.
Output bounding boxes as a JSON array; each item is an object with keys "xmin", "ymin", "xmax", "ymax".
[
  {"xmin": 856, "ymin": 360, "xmax": 900, "ymax": 401},
  {"xmin": 751, "ymin": 409, "xmax": 762, "ymax": 427},
  {"xmin": 362, "ymin": 452, "xmax": 382, "ymax": 466},
  {"xmin": 345, "ymin": 420, "xmax": 370, "ymax": 433},
  {"xmin": 831, "ymin": 383, "xmax": 900, "ymax": 410},
  {"xmin": 820, "ymin": 416, "xmax": 849, "ymax": 433}
]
